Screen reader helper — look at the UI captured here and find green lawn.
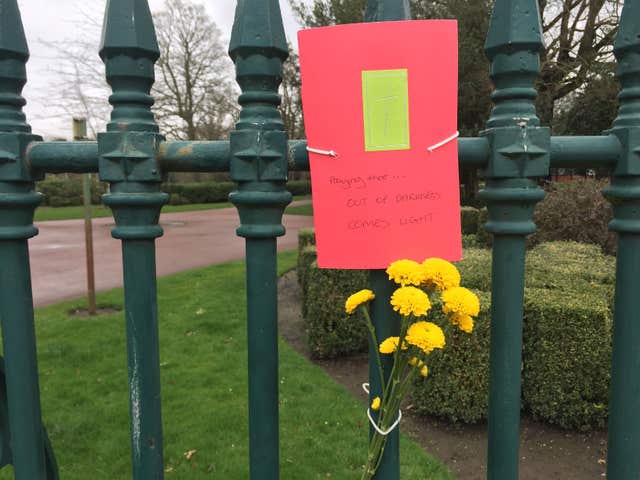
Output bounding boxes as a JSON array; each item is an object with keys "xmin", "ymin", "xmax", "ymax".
[
  {"xmin": 285, "ymin": 202, "xmax": 314, "ymax": 216},
  {"xmin": 0, "ymin": 251, "xmax": 451, "ymax": 479},
  {"xmin": 34, "ymin": 196, "xmax": 312, "ymax": 222},
  {"xmin": 34, "ymin": 203, "xmax": 233, "ymax": 222}
]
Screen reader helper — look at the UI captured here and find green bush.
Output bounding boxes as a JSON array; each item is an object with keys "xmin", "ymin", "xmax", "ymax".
[
  {"xmin": 168, "ymin": 193, "xmax": 190, "ymax": 205},
  {"xmin": 412, "ymin": 291, "xmax": 491, "ymax": 423},
  {"xmin": 526, "ymin": 241, "xmax": 615, "ymax": 291},
  {"xmin": 36, "ymin": 178, "xmax": 310, "ymax": 208},
  {"xmin": 532, "ymin": 179, "xmax": 616, "ymax": 255},
  {"xmin": 456, "ymin": 247, "xmax": 492, "ymax": 291},
  {"xmin": 413, "ymin": 285, "xmax": 613, "ymax": 428},
  {"xmin": 522, "ymin": 287, "xmax": 612, "ymax": 429},
  {"xmin": 299, "ymin": 237, "xmax": 616, "ymax": 428},
  {"xmin": 297, "ymin": 245, "xmax": 317, "ymax": 318},
  {"xmin": 476, "ymin": 207, "xmax": 491, "ymax": 247},
  {"xmin": 38, "ymin": 176, "xmax": 107, "ymax": 207},
  {"xmin": 460, "ymin": 206, "xmax": 479, "ymax": 234},
  {"xmin": 461, "ymin": 234, "xmax": 477, "ymax": 249},
  {"xmin": 297, "ymin": 228, "xmax": 316, "ymax": 253},
  {"xmin": 305, "ymin": 263, "xmax": 369, "ymax": 359},
  {"xmin": 455, "ymin": 242, "xmax": 616, "ymax": 294},
  {"xmin": 287, "ymin": 179, "xmax": 312, "ymax": 196},
  {"xmin": 163, "ymin": 182, "xmax": 235, "ymax": 204}
]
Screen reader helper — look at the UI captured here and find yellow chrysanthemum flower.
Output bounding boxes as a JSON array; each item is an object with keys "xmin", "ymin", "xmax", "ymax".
[
  {"xmin": 420, "ymin": 365, "xmax": 429, "ymax": 377},
  {"xmin": 450, "ymin": 312, "xmax": 475, "ymax": 333},
  {"xmin": 390, "ymin": 286, "xmax": 431, "ymax": 317},
  {"xmin": 405, "ymin": 321, "xmax": 446, "ymax": 354},
  {"xmin": 408, "ymin": 357, "xmax": 424, "ymax": 368},
  {"xmin": 441, "ymin": 287, "xmax": 480, "ymax": 317},
  {"xmin": 386, "ymin": 259, "xmax": 425, "ymax": 286},
  {"xmin": 422, "ymin": 258, "xmax": 461, "ymax": 292},
  {"xmin": 378, "ymin": 336, "xmax": 407, "ymax": 354},
  {"xmin": 344, "ymin": 289, "xmax": 376, "ymax": 314},
  {"xmin": 379, "ymin": 337, "xmax": 399, "ymax": 354},
  {"xmin": 371, "ymin": 397, "xmax": 381, "ymax": 411}
]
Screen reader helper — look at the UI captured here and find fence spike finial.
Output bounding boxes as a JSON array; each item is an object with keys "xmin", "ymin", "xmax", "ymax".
[
  {"xmin": 0, "ymin": 0, "xmax": 31, "ymax": 133},
  {"xmin": 100, "ymin": 0, "xmax": 160, "ymax": 133},
  {"xmin": 612, "ymin": 1, "xmax": 640, "ymax": 129},
  {"xmin": 480, "ymin": 3, "xmax": 549, "ymax": 478},
  {"xmin": 364, "ymin": 0, "xmax": 411, "ymax": 22},
  {"xmin": 228, "ymin": 2, "xmax": 292, "ymax": 476},
  {"xmin": 229, "ymin": 0, "xmax": 288, "ymax": 60},
  {"xmin": 485, "ymin": 0, "xmax": 544, "ymax": 128}
]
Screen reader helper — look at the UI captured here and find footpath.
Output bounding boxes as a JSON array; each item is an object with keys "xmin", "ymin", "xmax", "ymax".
[{"xmin": 29, "ymin": 202, "xmax": 313, "ymax": 306}]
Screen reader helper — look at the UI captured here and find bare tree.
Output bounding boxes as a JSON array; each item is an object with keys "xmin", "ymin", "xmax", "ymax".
[
  {"xmin": 291, "ymin": 0, "xmax": 622, "ymax": 128},
  {"xmin": 280, "ymin": 45, "xmax": 305, "ymax": 140},
  {"xmin": 153, "ymin": 0, "xmax": 238, "ymax": 140},
  {"xmin": 537, "ymin": 0, "xmax": 622, "ymax": 125},
  {"xmin": 37, "ymin": 0, "xmax": 238, "ymax": 141},
  {"xmin": 36, "ymin": 6, "xmax": 109, "ymax": 138}
]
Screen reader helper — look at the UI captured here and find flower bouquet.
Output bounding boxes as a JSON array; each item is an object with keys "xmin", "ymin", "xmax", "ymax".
[{"xmin": 345, "ymin": 259, "xmax": 480, "ymax": 480}]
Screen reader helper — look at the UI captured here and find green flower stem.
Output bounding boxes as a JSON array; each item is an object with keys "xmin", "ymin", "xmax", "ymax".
[
  {"xmin": 382, "ymin": 314, "xmax": 410, "ymax": 406},
  {"xmin": 372, "ymin": 363, "xmax": 417, "ymax": 474},
  {"xmin": 363, "ymin": 307, "xmax": 385, "ymax": 398},
  {"xmin": 363, "ymin": 337, "xmax": 415, "ymax": 479}
]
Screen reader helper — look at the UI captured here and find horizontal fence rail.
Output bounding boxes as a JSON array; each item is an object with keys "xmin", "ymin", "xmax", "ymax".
[{"xmin": 0, "ymin": 0, "xmax": 636, "ymax": 479}]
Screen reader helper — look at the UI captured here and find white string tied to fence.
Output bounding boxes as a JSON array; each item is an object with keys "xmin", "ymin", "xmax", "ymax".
[
  {"xmin": 361, "ymin": 382, "xmax": 402, "ymax": 436},
  {"xmin": 427, "ymin": 131, "xmax": 460, "ymax": 153},
  {"xmin": 307, "ymin": 131, "xmax": 458, "ymax": 159},
  {"xmin": 306, "ymin": 146, "xmax": 339, "ymax": 157}
]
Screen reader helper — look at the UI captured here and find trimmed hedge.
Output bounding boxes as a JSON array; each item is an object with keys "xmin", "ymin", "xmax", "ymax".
[
  {"xmin": 412, "ymin": 291, "xmax": 491, "ymax": 423},
  {"xmin": 456, "ymin": 242, "xmax": 615, "ymax": 294},
  {"xmin": 287, "ymin": 180, "xmax": 313, "ymax": 196},
  {"xmin": 163, "ymin": 182, "xmax": 235, "ymax": 204},
  {"xmin": 299, "ymin": 227, "xmax": 617, "ymax": 428},
  {"xmin": 297, "ymin": 245, "xmax": 317, "ymax": 318},
  {"xmin": 38, "ymin": 176, "xmax": 107, "ymax": 207},
  {"xmin": 526, "ymin": 241, "xmax": 615, "ymax": 291},
  {"xmin": 461, "ymin": 234, "xmax": 478, "ymax": 249},
  {"xmin": 37, "ymin": 177, "xmax": 312, "ymax": 208},
  {"xmin": 476, "ymin": 207, "xmax": 491, "ymax": 247},
  {"xmin": 164, "ymin": 180, "xmax": 312, "ymax": 205},
  {"xmin": 297, "ymin": 227, "xmax": 316, "ymax": 252},
  {"xmin": 456, "ymin": 247, "xmax": 492, "ymax": 291},
  {"xmin": 522, "ymin": 288, "xmax": 612, "ymax": 430},
  {"xmin": 460, "ymin": 206, "xmax": 479, "ymax": 234},
  {"xmin": 305, "ymin": 263, "xmax": 369, "ymax": 358},
  {"xmin": 413, "ymin": 285, "xmax": 613, "ymax": 428}
]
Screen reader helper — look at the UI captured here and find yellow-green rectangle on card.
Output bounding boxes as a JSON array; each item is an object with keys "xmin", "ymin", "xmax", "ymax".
[{"xmin": 362, "ymin": 69, "xmax": 410, "ymax": 152}]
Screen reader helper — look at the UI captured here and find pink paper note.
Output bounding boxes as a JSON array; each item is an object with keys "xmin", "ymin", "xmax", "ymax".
[{"xmin": 298, "ymin": 20, "xmax": 461, "ymax": 269}]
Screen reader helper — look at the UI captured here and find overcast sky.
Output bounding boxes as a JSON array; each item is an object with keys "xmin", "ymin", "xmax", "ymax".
[{"xmin": 17, "ymin": 0, "xmax": 302, "ymax": 139}]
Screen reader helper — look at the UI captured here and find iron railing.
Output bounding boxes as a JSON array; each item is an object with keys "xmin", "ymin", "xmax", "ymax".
[{"xmin": 0, "ymin": 0, "xmax": 637, "ymax": 479}]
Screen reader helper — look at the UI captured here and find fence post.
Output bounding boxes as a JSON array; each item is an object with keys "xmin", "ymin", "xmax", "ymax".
[
  {"xmin": 604, "ymin": 2, "xmax": 640, "ymax": 478},
  {"xmin": 97, "ymin": 0, "xmax": 168, "ymax": 477},
  {"xmin": 480, "ymin": 1, "xmax": 549, "ymax": 479},
  {"xmin": 362, "ymin": 2, "xmax": 410, "ymax": 479},
  {"xmin": 229, "ymin": 1, "xmax": 292, "ymax": 478},
  {"xmin": 0, "ymin": 1, "xmax": 47, "ymax": 478}
]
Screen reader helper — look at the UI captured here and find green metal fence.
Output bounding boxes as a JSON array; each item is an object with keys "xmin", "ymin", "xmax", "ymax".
[{"xmin": 0, "ymin": 0, "xmax": 637, "ymax": 478}]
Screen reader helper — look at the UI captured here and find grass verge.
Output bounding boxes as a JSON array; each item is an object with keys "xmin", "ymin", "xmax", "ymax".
[
  {"xmin": 0, "ymin": 251, "xmax": 451, "ymax": 479},
  {"xmin": 285, "ymin": 203, "xmax": 314, "ymax": 216},
  {"xmin": 35, "ymin": 196, "xmax": 312, "ymax": 222}
]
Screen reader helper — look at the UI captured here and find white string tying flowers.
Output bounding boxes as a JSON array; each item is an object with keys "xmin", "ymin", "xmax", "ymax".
[{"xmin": 362, "ymin": 383, "xmax": 402, "ymax": 436}]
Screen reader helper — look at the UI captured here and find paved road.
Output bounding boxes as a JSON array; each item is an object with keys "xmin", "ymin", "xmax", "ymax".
[{"xmin": 29, "ymin": 204, "xmax": 314, "ymax": 307}]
